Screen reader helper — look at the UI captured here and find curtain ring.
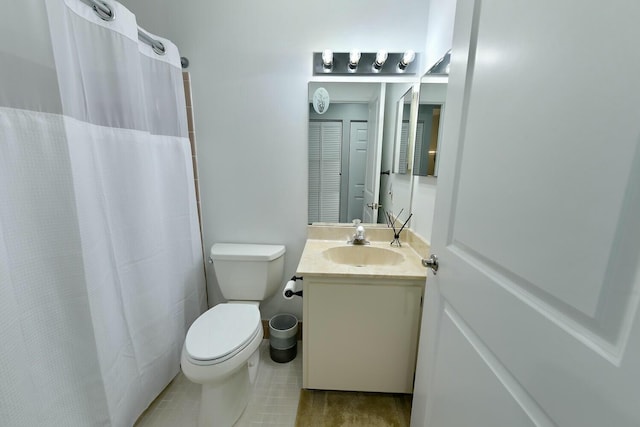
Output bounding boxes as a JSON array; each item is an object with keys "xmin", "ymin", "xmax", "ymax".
[
  {"xmin": 152, "ymin": 41, "xmax": 166, "ymax": 56},
  {"xmin": 92, "ymin": 0, "xmax": 115, "ymax": 22}
]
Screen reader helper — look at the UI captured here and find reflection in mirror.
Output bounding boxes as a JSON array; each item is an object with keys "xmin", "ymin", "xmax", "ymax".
[
  {"xmin": 426, "ymin": 50, "xmax": 451, "ymax": 75},
  {"xmin": 308, "ymin": 82, "xmax": 379, "ymax": 224},
  {"xmin": 392, "ymin": 88, "xmax": 414, "ymax": 175},
  {"xmin": 413, "ymin": 80, "xmax": 447, "ymax": 177},
  {"xmin": 380, "ymin": 82, "xmax": 418, "ymax": 226},
  {"xmin": 307, "ymin": 82, "xmax": 414, "ymax": 225}
]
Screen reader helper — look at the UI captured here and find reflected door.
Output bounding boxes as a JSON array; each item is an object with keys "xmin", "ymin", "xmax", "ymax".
[
  {"xmin": 362, "ymin": 85, "xmax": 385, "ymax": 223},
  {"xmin": 308, "ymin": 120, "xmax": 342, "ymax": 223},
  {"xmin": 347, "ymin": 122, "xmax": 368, "ymax": 222},
  {"xmin": 413, "ymin": 0, "xmax": 640, "ymax": 426}
]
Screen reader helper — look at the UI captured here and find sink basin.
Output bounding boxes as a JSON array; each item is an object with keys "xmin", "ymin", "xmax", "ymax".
[{"xmin": 322, "ymin": 246, "xmax": 405, "ymax": 267}]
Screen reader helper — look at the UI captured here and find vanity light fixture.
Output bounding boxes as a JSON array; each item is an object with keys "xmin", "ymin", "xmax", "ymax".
[
  {"xmin": 373, "ymin": 50, "xmax": 388, "ymax": 71},
  {"xmin": 398, "ymin": 50, "xmax": 416, "ymax": 70},
  {"xmin": 322, "ymin": 49, "xmax": 333, "ymax": 70},
  {"xmin": 348, "ymin": 50, "xmax": 361, "ymax": 71},
  {"xmin": 313, "ymin": 51, "xmax": 418, "ymax": 75}
]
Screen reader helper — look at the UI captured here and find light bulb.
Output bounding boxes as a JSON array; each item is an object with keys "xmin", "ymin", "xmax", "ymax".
[
  {"xmin": 348, "ymin": 50, "xmax": 361, "ymax": 70},
  {"xmin": 399, "ymin": 50, "xmax": 416, "ymax": 70},
  {"xmin": 322, "ymin": 49, "xmax": 333, "ymax": 69},
  {"xmin": 373, "ymin": 50, "xmax": 388, "ymax": 70}
]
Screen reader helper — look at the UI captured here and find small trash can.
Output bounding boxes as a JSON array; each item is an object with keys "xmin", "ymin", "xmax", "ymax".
[{"xmin": 269, "ymin": 313, "xmax": 298, "ymax": 363}]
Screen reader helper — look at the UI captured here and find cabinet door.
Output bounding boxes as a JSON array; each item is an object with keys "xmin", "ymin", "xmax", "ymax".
[{"xmin": 304, "ymin": 282, "xmax": 422, "ymax": 393}]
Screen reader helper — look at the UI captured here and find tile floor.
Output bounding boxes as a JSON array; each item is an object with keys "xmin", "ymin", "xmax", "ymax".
[{"xmin": 134, "ymin": 340, "xmax": 303, "ymax": 427}]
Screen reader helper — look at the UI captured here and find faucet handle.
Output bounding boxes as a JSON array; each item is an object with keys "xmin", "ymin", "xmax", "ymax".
[{"xmin": 352, "ymin": 219, "xmax": 361, "ymax": 226}]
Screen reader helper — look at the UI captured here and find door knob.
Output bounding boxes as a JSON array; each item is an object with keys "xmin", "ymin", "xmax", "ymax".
[
  {"xmin": 422, "ymin": 254, "xmax": 439, "ymax": 275},
  {"xmin": 367, "ymin": 203, "xmax": 381, "ymax": 210}
]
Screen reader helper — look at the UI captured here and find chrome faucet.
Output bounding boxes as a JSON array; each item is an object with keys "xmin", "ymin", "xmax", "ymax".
[{"xmin": 348, "ymin": 220, "xmax": 369, "ymax": 245}]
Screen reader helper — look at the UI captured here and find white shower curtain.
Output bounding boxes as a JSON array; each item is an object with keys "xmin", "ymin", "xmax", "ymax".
[{"xmin": 0, "ymin": 1, "xmax": 207, "ymax": 426}]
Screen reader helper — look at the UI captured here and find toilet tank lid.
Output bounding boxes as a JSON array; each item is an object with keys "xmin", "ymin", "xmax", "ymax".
[{"xmin": 211, "ymin": 243, "xmax": 285, "ymax": 261}]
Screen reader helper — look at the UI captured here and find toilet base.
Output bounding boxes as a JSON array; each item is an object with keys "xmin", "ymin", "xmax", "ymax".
[{"xmin": 199, "ymin": 365, "xmax": 249, "ymax": 427}]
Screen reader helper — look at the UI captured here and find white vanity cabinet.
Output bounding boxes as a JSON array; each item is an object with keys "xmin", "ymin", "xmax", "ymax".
[{"xmin": 302, "ymin": 276, "xmax": 424, "ymax": 393}]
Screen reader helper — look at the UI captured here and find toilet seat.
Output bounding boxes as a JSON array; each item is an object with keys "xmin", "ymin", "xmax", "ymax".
[{"xmin": 185, "ymin": 304, "xmax": 261, "ymax": 366}]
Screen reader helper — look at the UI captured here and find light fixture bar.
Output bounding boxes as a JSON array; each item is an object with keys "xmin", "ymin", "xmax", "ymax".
[{"xmin": 312, "ymin": 51, "xmax": 419, "ymax": 75}]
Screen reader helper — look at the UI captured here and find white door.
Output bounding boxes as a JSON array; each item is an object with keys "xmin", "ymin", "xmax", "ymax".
[
  {"xmin": 362, "ymin": 84, "xmax": 385, "ymax": 223},
  {"xmin": 412, "ymin": 1, "xmax": 640, "ymax": 426},
  {"xmin": 347, "ymin": 121, "xmax": 368, "ymax": 222}
]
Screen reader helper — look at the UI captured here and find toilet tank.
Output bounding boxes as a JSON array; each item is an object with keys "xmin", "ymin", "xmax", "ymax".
[{"xmin": 210, "ymin": 243, "xmax": 285, "ymax": 301}]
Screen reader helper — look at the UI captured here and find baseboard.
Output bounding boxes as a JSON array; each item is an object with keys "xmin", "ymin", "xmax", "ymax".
[{"xmin": 262, "ymin": 319, "xmax": 303, "ymax": 341}]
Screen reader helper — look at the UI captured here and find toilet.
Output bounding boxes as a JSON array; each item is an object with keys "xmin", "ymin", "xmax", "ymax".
[{"xmin": 181, "ymin": 243, "xmax": 285, "ymax": 427}]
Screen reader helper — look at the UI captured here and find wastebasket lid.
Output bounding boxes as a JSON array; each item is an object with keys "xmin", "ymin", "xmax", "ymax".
[{"xmin": 185, "ymin": 304, "xmax": 261, "ymax": 363}]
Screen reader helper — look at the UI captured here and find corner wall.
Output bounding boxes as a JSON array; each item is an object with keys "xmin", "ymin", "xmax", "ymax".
[
  {"xmin": 410, "ymin": 81, "xmax": 448, "ymax": 241},
  {"xmin": 404, "ymin": 0, "xmax": 456, "ymax": 245},
  {"xmin": 118, "ymin": 0, "xmax": 430, "ymax": 320}
]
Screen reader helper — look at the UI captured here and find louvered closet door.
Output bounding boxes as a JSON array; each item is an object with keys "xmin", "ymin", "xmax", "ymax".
[
  {"xmin": 308, "ymin": 121, "xmax": 342, "ymax": 223},
  {"xmin": 398, "ymin": 121, "xmax": 409, "ymax": 175},
  {"xmin": 398, "ymin": 121, "xmax": 424, "ymax": 174},
  {"xmin": 412, "ymin": 121, "xmax": 425, "ymax": 174}
]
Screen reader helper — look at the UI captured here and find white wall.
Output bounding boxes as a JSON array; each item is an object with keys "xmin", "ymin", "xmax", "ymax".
[
  {"xmin": 119, "ymin": 0, "xmax": 431, "ymax": 320},
  {"xmin": 410, "ymin": 176, "xmax": 438, "ymax": 240},
  {"xmin": 410, "ymin": 81, "xmax": 448, "ymax": 241},
  {"xmin": 406, "ymin": 0, "xmax": 456, "ymax": 247},
  {"xmin": 308, "ymin": 82, "xmax": 380, "ymax": 103},
  {"xmin": 420, "ymin": 0, "xmax": 457, "ymax": 75}
]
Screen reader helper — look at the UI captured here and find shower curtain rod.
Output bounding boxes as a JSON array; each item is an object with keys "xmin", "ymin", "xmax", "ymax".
[{"xmin": 80, "ymin": 0, "xmax": 167, "ymax": 56}]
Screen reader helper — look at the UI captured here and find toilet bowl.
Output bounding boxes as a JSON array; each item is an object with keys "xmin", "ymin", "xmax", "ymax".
[
  {"xmin": 181, "ymin": 303, "xmax": 263, "ymax": 427},
  {"xmin": 181, "ymin": 243, "xmax": 285, "ymax": 427}
]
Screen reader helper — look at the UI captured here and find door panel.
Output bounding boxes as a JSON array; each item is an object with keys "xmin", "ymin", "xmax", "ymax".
[
  {"xmin": 347, "ymin": 122, "xmax": 368, "ymax": 222},
  {"xmin": 362, "ymin": 84, "xmax": 385, "ymax": 223},
  {"xmin": 413, "ymin": 1, "xmax": 640, "ymax": 426},
  {"xmin": 305, "ymin": 281, "xmax": 422, "ymax": 393},
  {"xmin": 427, "ymin": 307, "xmax": 540, "ymax": 427}
]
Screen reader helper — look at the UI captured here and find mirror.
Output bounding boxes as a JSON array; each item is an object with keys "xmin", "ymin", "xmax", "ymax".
[
  {"xmin": 412, "ymin": 51, "xmax": 450, "ymax": 177},
  {"xmin": 413, "ymin": 79, "xmax": 448, "ymax": 176},
  {"xmin": 308, "ymin": 81, "xmax": 415, "ymax": 224},
  {"xmin": 392, "ymin": 88, "xmax": 415, "ymax": 175}
]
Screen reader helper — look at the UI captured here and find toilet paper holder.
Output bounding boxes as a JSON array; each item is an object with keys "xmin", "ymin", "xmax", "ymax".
[{"xmin": 284, "ymin": 276, "xmax": 303, "ymax": 298}]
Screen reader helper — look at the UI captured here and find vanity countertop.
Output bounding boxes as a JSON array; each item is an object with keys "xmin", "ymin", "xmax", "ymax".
[{"xmin": 296, "ymin": 225, "xmax": 430, "ymax": 280}]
